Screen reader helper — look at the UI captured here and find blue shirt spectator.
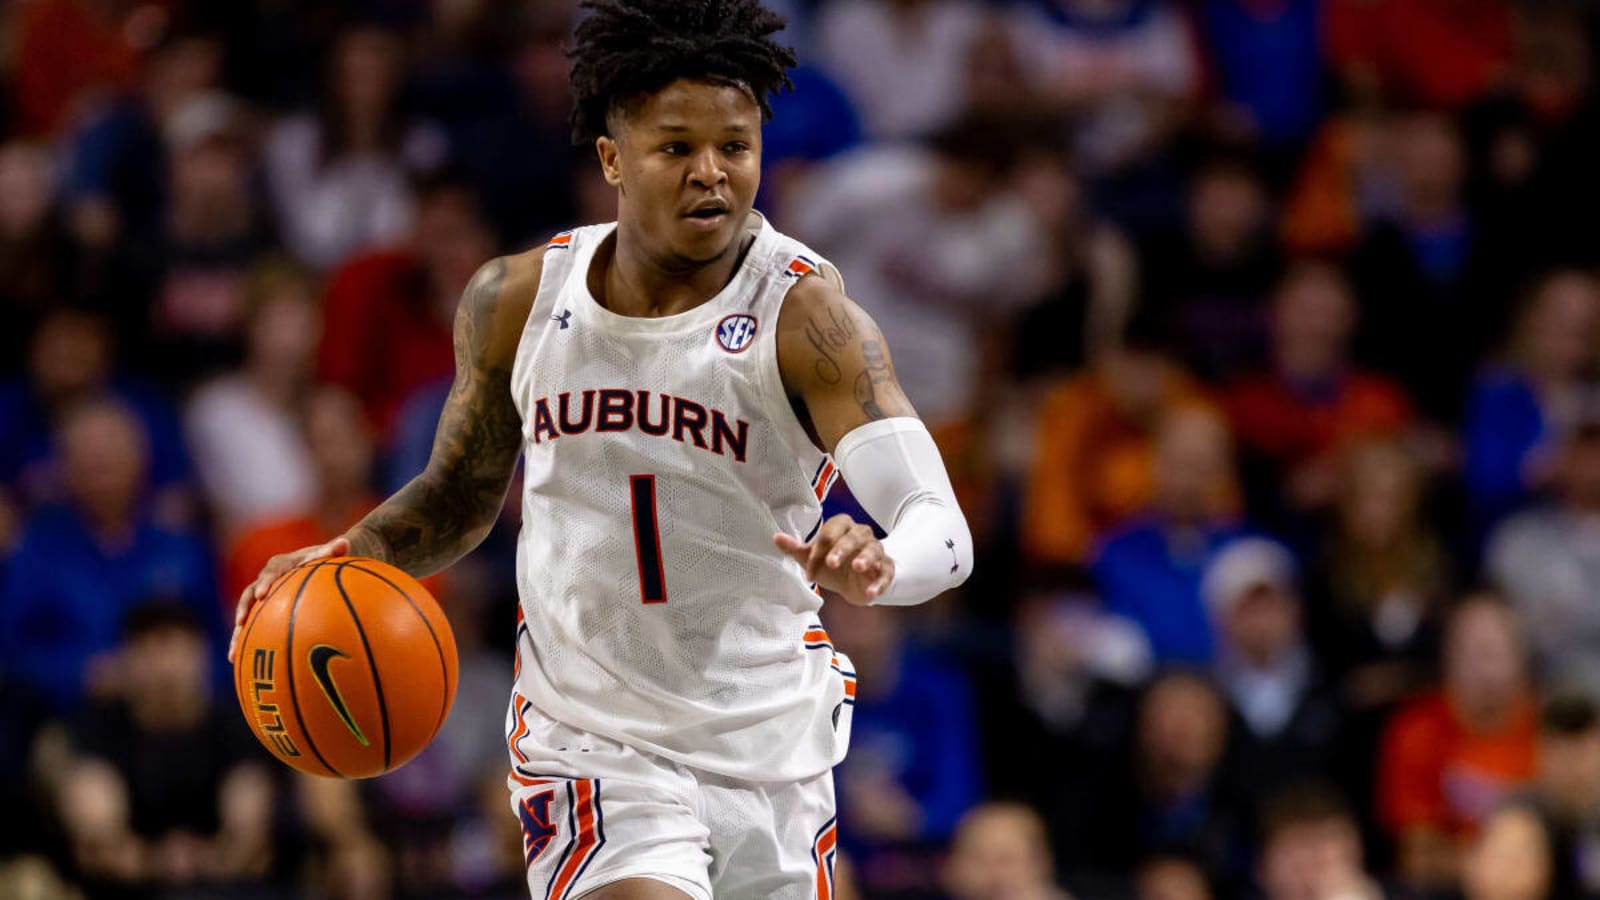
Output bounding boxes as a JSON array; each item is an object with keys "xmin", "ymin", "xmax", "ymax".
[
  {"xmin": 1197, "ymin": 0, "xmax": 1324, "ymax": 146},
  {"xmin": 1, "ymin": 506, "xmax": 218, "ymax": 713},
  {"xmin": 1463, "ymin": 368, "xmax": 1546, "ymax": 537},
  {"xmin": 0, "ymin": 400, "xmax": 218, "ymax": 713},
  {"xmin": 827, "ymin": 603, "xmax": 981, "ymax": 870},
  {"xmin": 1093, "ymin": 519, "xmax": 1244, "ymax": 665}
]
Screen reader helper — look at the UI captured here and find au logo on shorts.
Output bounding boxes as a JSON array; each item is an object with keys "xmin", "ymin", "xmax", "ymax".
[{"xmin": 715, "ymin": 315, "xmax": 758, "ymax": 354}]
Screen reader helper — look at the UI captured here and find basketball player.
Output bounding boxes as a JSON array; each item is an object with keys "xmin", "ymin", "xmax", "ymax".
[{"xmin": 230, "ymin": 1, "xmax": 973, "ymax": 897}]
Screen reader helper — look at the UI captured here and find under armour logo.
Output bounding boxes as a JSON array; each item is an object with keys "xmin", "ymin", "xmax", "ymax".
[
  {"xmin": 946, "ymin": 538, "xmax": 958, "ymax": 574},
  {"xmin": 551, "ymin": 310, "xmax": 573, "ymax": 330}
]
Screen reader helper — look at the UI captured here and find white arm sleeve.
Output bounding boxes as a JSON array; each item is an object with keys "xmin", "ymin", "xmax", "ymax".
[{"xmin": 832, "ymin": 417, "xmax": 973, "ymax": 606}]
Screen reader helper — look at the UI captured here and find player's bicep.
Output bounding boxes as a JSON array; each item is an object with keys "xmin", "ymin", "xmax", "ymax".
[{"xmin": 778, "ymin": 280, "xmax": 917, "ymax": 453}]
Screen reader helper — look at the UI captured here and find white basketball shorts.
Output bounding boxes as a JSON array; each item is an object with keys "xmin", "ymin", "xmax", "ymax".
[{"xmin": 504, "ymin": 697, "xmax": 842, "ymax": 900}]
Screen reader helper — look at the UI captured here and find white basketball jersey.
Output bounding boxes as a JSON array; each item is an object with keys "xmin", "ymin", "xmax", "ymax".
[{"xmin": 508, "ymin": 214, "xmax": 856, "ymax": 782}]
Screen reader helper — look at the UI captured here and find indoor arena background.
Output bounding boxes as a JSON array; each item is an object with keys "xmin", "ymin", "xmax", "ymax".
[{"xmin": 3, "ymin": 1, "xmax": 1599, "ymax": 899}]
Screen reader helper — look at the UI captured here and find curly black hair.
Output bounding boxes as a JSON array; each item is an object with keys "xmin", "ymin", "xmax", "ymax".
[{"xmin": 568, "ymin": 0, "xmax": 797, "ymax": 145}]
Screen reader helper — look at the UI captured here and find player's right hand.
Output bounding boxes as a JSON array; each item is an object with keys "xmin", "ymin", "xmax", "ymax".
[{"xmin": 227, "ymin": 536, "xmax": 351, "ymax": 664}]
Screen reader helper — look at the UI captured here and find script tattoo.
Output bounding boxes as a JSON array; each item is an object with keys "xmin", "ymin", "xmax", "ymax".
[
  {"xmin": 346, "ymin": 258, "xmax": 523, "ymax": 576},
  {"xmin": 853, "ymin": 339, "xmax": 893, "ymax": 422},
  {"xmin": 804, "ymin": 304, "xmax": 859, "ymax": 385}
]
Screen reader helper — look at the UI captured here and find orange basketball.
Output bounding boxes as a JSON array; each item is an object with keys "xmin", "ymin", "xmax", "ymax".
[{"xmin": 233, "ymin": 557, "xmax": 458, "ymax": 778}]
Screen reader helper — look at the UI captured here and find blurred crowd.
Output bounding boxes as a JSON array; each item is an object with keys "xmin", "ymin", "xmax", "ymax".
[{"xmin": 3, "ymin": 0, "xmax": 1600, "ymax": 898}]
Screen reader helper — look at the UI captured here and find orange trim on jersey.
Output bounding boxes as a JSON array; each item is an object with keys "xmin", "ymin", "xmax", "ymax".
[
  {"xmin": 813, "ymin": 822, "xmax": 837, "ymax": 900},
  {"xmin": 788, "ymin": 258, "xmax": 815, "ymax": 278},
  {"xmin": 803, "ymin": 628, "xmax": 832, "ymax": 645},
  {"xmin": 548, "ymin": 233, "xmax": 573, "ymax": 247},
  {"xmin": 843, "ymin": 679, "xmax": 857, "ymax": 699},
  {"xmin": 548, "ymin": 780, "xmax": 602, "ymax": 900},
  {"xmin": 813, "ymin": 461, "xmax": 836, "ymax": 500},
  {"xmin": 510, "ymin": 771, "xmax": 551, "ymax": 788},
  {"xmin": 508, "ymin": 694, "xmax": 531, "ymax": 765}
]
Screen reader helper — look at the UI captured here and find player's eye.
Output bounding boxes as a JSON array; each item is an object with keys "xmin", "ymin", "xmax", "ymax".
[
  {"xmin": 661, "ymin": 143, "xmax": 689, "ymax": 156},
  {"xmin": 722, "ymin": 142, "xmax": 750, "ymax": 155}
]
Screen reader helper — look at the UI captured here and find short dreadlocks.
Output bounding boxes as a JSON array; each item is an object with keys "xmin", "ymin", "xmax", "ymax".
[{"xmin": 568, "ymin": 0, "xmax": 797, "ymax": 146}]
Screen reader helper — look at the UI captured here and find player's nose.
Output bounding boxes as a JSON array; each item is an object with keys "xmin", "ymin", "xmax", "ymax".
[{"xmin": 686, "ymin": 147, "xmax": 727, "ymax": 188}]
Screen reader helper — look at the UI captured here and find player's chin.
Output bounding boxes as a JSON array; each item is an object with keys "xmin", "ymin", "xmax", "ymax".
[{"xmin": 671, "ymin": 218, "xmax": 739, "ymax": 264}]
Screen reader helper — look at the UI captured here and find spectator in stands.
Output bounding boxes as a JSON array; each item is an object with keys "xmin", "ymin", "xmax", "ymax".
[
  {"xmin": 1203, "ymin": 538, "xmax": 1341, "ymax": 792},
  {"xmin": 54, "ymin": 603, "xmax": 270, "ymax": 892},
  {"xmin": 790, "ymin": 115, "xmax": 1046, "ymax": 427},
  {"xmin": 264, "ymin": 23, "xmax": 447, "ymax": 269},
  {"xmin": 187, "ymin": 259, "xmax": 321, "ymax": 537},
  {"xmin": 1525, "ymin": 693, "xmax": 1600, "ymax": 898},
  {"xmin": 1010, "ymin": 132, "xmax": 1140, "ymax": 381},
  {"xmin": 1351, "ymin": 110, "xmax": 1512, "ymax": 422},
  {"xmin": 1460, "ymin": 805, "xmax": 1554, "ymax": 900},
  {"xmin": 452, "ymin": 17, "xmax": 583, "ymax": 247},
  {"xmin": 1379, "ymin": 596, "xmax": 1538, "ymax": 891},
  {"xmin": 1024, "ymin": 325, "xmax": 1214, "ymax": 568},
  {"xmin": 942, "ymin": 802, "xmax": 1071, "ymax": 900},
  {"xmin": 0, "ymin": 309, "xmax": 195, "ymax": 525},
  {"xmin": 1063, "ymin": 672, "xmax": 1243, "ymax": 885},
  {"xmin": 0, "ymin": 400, "xmax": 218, "ymax": 713},
  {"xmin": 59, "ymin": 31, "xmax": 228, "ymax": 350},
  {"xmin": 1225, "ymin": 261, "xmax": 1413, "ymax": 521},
  {"xmin": 147, "ymin": 91, "xmax": 276, "ymax": 381},
  {"xmin": 317, "ymin": 170, "xmax": 496, "ymax": 439},
  {"xmin": 1091, "ymin": 406, "xmax": 1243, "ymax": 664},
  {"xmin": 825, "ymin": 600, "xmax": 982, "ymax": 891},
  {"xmin": 1467, "ymin": 269, "xmax": 1600, "ymax": 540},
  {"xmin": 1255, "ymin": 783, "xmax": 1382, "ymax": 900},
  {"xmin": 1140, "ymin": 152, "xmax": 1282, "ymax": 381},
  {"xmin": 1314, "ymin": 440, "xmax": 1448, "ymax": 711},
  {"xmin": 1006, "ymin": 0, "xmax": 1200, "ymax": 175},
  {"xmin": 814, "ymin": 0, "xmax": 985, "ymax": 141},
  {"xmin": 1489, "ymin": 416, "xmax": 1600, "ymax": 701},
  {"xmin": 224, "ymin": 386, "xmax": 378, "ymax": 604}
]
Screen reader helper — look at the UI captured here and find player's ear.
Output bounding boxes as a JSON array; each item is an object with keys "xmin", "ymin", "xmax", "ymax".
[{"xmin": 596, "ymin": 136, "xmax": 623, "ymax": 188}]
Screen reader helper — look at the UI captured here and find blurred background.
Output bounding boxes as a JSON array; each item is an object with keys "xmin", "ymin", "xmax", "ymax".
[{"xmin": 2, "ymin": 0, "xmax": 1600, "ymax": 898}]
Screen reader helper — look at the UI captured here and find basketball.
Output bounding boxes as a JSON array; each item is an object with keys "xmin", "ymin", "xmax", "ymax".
[{"xmin": 233, "ymin": 557, "xmax": 458, "ymax": 779}]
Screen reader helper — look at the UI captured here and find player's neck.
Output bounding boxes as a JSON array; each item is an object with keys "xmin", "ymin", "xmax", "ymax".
[{"xmin": 598, "ymin": 222, "xmax": 751, "ymax": 318}]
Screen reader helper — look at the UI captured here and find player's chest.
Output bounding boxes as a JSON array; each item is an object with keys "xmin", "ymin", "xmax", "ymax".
[{"xmin": 512, "ymin": 320, "xmax": 768, "ymax": 467}]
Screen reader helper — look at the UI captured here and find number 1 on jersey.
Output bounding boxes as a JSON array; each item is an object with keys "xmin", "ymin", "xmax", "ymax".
[{"xmin": 629, "ymin": 475, "xmax": 668, "ymax": 604}]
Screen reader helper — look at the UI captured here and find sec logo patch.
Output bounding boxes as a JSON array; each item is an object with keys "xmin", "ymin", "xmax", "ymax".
[{"xmin": 715, "ymin": 314, "xmax": 758, "ymax": 354}]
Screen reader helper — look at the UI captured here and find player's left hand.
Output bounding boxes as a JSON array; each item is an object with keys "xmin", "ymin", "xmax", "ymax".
[{"xmin": 773, "ymin": 515, "xmax": 894, "ymax": 607}]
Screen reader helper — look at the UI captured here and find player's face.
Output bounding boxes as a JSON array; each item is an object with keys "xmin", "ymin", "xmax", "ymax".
[{"xmin": 598, "ymin": 79, "xmax": 762, "ymax": 267}]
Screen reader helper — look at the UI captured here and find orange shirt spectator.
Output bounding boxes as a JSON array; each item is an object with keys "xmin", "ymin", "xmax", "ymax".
[
  {"xmin": 1378, "ymin": 690, "xmax": 1537, "ymax": 839},
  {"xmin": 1377, "ymin": 597, "xmax": 1538, "ymax": 889},
  {"xmin": 1023, "ymin": 346, "xmax": 1215, "ymax": 567},
  {"xmin": 1227, "ymin": 373, "xmax": 1410, "ymax": 467}
]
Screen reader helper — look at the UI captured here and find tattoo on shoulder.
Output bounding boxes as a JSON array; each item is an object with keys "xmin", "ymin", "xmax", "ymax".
[
  {"xmin": 853, "ymin": 339, "xmax": 893, "ymax": 422},
  {"xmin": 804, "ymin": 303, "xmax": 858, "ymax": 385}
]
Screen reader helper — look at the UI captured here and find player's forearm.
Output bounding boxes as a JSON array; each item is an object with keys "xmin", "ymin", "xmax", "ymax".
[{"xmin": 345, "ymin": 463, "xmax": 510, "ymax": 578}]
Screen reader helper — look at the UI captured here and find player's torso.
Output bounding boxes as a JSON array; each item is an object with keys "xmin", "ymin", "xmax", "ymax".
[{"xmin": 506, "ymin": 215, "xmax": 851, "ymax": 781}]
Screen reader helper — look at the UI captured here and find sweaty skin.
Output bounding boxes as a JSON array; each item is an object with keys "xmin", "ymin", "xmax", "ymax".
[{"xmin": 229, "ymin": 78, "xmax": 917, "ymax": 660}]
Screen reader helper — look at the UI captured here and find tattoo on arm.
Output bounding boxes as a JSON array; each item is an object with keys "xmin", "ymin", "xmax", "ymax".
[
  {"xmin": 853, "ymin": 339, "xmax": 892, "ymax": 422},
  {"xmin": 803, "ymin": 304, "xmax": 858, "ymax": 385},
  {"xmin": 346, "ymin": 259, "xmax": 523, "ymax": 576}
]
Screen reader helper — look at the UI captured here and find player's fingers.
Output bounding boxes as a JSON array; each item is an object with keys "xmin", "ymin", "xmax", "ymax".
[
  {"xmin": 773, "ymin": 532, "xmax": 807, "ymax": 557},
  {"xmin": 825, "ymin": 528, "xmax": 870, "ymax": 570},
  {"xmin": 865, "ymin": 558, "xmax": 896, "ymax": 602},
  {"xmin": 850, "ymin": 536, "xmax": 885, "ymax": 570},
  {"xmin": 807, "ymin": 516, "xmax": 856, "ymax": 576}
]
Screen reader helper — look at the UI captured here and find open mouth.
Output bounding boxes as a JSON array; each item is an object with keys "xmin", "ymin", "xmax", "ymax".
[{"xmin": 683, "ymin": 201, "xmax": 730, "ymax": 228}]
